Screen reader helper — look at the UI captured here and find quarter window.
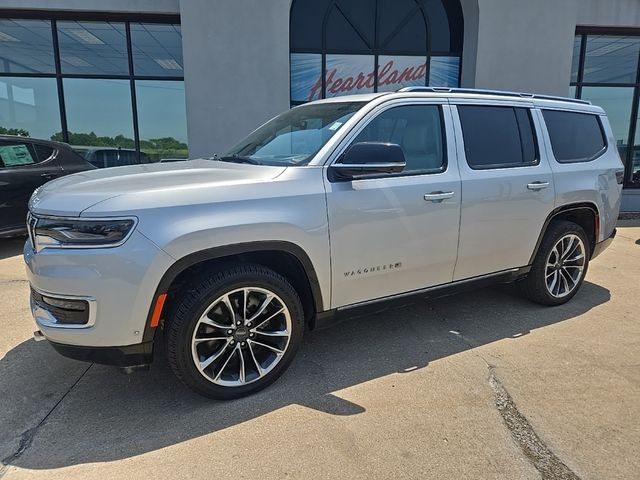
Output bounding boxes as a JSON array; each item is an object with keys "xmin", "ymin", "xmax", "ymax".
[
  {"xmin": 542, "ymin": 110, "xmax": 606, "ymax": 162},
  {"xmin": 352, "ymin": 105, "xmax": 445, "ymax": 173},
  {"xmin": 458, "ymin": 106, "xmax": 538, "ymax": 169}
]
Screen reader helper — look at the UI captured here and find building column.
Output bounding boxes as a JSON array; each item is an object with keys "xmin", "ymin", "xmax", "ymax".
[{"xmin": 179, "ymin": 0, "xmax": 292, "ymax": 157}]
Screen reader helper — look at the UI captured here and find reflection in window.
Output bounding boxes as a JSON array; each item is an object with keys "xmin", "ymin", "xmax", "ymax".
[
  {"xmin": 0, "ymin": 77, "xmax": 60, "ymax": 138},
  {"xmin": 131, "ymin": 23, "xmax": 183, "ymax": 77},
  {"xmin": 136, "ymin": 81, "xmax": 188, "ymax": 160},
  {"xmin": 0, "ymin": 19, "xmax": 55, "ymax": 74},
  {"xmin": 571, "ymin": 32, "xmax": 640, "ymax": 188},
  {"xmin": 57, "ymin": 21, "xmax": 128, "ymax": 75},
  {"xmin": 580, "ymin": 87, "xmax": 634, "ymax": 161},
  {"xmin": 61, "ymin": 79, "xmax": 134, "ymax": 158},
  {"xmin": 631, "ymin": 103, "xmax": 640, "ymax": 187},
  {"xmin": 583, "ymin": 36, "xmax": 640, "ymax": 84}
]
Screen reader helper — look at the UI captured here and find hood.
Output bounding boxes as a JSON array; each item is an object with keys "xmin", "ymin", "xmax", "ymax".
[{"xmin": 29, "ymin": 159, "xmax": 287, "ymax": 216}]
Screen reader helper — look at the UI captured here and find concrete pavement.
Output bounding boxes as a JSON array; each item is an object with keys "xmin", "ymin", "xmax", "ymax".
[{"xmin": 0, "ymin": 228, "xmax": 638, "ymax": 479}]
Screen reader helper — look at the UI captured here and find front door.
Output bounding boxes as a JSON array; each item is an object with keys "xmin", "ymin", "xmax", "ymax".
[{"xmin": 325, "ymin": 102, "xmax": 462, "ymax": 308}]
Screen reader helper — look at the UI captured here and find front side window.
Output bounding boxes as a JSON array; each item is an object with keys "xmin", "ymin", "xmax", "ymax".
[
  {"xmin": 542, "ymin": 110, "xmax": 606, "ymax": 163},
  {"xmin": 222, "ymin": 102, "xmax": 364, "ymax": 165},
  {"xmin": 351, "ymin": 105, "xmax": 445, "ymax": 173},
  {"xmin": 458, "ymin": 105, "xmax": 537, "ymax": 169}
]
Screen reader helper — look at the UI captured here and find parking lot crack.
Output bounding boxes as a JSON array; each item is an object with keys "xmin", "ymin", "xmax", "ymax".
[
  {"xmin": 0, "ymin": 363, "xmax": 92, "ymax": 478},
  {"xmin": 488, "ymin": 367, "xmax": 581, "ymax": 480}
]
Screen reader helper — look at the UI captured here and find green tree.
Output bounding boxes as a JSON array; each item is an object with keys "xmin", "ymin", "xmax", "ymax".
[{"xmin": 0, "ymin": 126, "xmax": 30, "ymax": 136}]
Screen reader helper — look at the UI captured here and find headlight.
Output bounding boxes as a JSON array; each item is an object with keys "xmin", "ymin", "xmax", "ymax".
[{"xmin": 30, "ymin": 215, "xmax": 136, "ymax": 251}]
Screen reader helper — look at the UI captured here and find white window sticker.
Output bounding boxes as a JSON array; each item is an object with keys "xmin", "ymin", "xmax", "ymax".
[
  {"xmin": 329, "ymin": 121, "xmax": 343, "ymax": 131},
  {"xmin": 0, "ymin": 144, "xmax": 36, "ymax": 167}
]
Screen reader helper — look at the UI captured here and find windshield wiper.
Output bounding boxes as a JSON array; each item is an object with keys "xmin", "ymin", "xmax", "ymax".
[{"xmin": 216, "ymin": 155, "xmax": 261, "ymax": 165}]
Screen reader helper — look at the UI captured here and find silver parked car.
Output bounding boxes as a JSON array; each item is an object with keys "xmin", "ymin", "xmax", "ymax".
[{"xmin": 24, "ymin": 88, "xmax": 623, "ymax": 399}]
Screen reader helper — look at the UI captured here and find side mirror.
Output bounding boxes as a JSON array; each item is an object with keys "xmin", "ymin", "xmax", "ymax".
[{"xmin": 328, "ymin": 142, "xmax": 406, "ymax": 181}]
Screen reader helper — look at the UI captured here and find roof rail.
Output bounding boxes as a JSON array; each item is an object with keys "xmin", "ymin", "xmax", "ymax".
[{"xmin": 396, "ymin": 87, "xmax": 592, "ymax": 105}]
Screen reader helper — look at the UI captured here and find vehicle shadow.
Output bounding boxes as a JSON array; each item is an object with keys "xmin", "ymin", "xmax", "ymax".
[
  {"xmin": 1, "ymin": 281, "xmax": 610, "ymax": 470},
  {"xmin": 0, "ymin": 237, "xmax": 26, "ymax": 261}
]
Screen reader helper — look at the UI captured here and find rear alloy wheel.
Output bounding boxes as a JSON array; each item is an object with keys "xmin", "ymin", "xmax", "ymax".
[
  {"xmin": 544, "ymin": 234, "xmax": 586, "ymax": 299},
  {"xmin": 519, "ymin": 220, "xmax": 590, "ymax": 306},
  {"xmin": 166, "ymin": 265, "xmax": 304, "ymax": 399}
]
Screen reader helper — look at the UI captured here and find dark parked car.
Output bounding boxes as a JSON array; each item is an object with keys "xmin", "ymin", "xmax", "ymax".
[
  {"xmin": 84, "ymin": 148, "xmax": 152, "ymax": 168},
  {"xmin": 0, "ymin": 136, "xmax": 94, "ymax": 238}
]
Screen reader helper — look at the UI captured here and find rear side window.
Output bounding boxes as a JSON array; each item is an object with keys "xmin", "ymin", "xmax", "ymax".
[
  {"xmin": 458, "ymin": 106, "xmax": 538, "ymax": 169},
  {"xmin": 0, "ymin": 142, "xmax": 38, "ymax": 168},
  {"xmin": 542, "ymin": 110, "xmax": 606, "ymax": 163}
]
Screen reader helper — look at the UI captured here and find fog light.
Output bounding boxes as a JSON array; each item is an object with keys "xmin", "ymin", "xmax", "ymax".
[{"xmin": 42, "ymin": 296, "xmax": 87, "ymax": 311}]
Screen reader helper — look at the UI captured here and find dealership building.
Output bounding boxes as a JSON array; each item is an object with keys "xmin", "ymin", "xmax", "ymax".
[{"xmin": 1, "ymin": 0, "xmax": 640, "ymax": 210}]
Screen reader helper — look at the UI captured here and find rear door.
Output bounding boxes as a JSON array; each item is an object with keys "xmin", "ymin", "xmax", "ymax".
[
  {"xmin": 0, "ymin": 140, "xmax": 62, "ymax": 232},
  {"xmin": 451, "ymin": 101, "xmax": 554, "ymax": 280}
]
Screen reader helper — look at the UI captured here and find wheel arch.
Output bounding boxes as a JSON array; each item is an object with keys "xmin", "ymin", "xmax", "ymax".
[
  {"xmin": 529, "ymin": 202, "xmax": 600, "ymax": 265},
  {"xmin": 142, "ymin": 241, "xmax": 325, "ymax": 344}
]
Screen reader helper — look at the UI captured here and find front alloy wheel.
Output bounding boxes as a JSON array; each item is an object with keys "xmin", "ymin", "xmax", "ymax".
[
  {"xmin": 191, "ymin": 287, "xmax": 292, "ymax": 386},
  {"xmin": 166, "ymin": 265, "xmax": 304, "ymax": 399}
]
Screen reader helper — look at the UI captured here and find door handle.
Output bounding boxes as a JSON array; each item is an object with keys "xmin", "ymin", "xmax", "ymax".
[
  {"xmin": 41, "ymin": 173, "xmax": 58, "ymax": 180},
  {"xmin": 527, "ymin": 181, "xmax": 549, "ymax": 191},
  {"xmin": 424, "ymin": 191, "xmax": 455, "ymax": 202}
]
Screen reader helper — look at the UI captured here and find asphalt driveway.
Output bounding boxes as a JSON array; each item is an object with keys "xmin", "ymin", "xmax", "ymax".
[{"xmin": 0, "ymin": 227, "xmax": 639, "ymax": 479}]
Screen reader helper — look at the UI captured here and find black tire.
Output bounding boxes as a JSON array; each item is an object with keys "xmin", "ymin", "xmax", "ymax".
[
  {"xmin": 519, "ymin": 220, "xmax": 591, "ymax": 306},
  {"xmin": 165, "ymin": 264, "xmax": 304, "ymax": 399}
]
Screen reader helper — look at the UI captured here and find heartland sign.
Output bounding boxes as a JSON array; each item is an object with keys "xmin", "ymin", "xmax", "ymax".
[
  {"xmin": 308, "ymin": 59, "xmax": 427, "ymax": 101},
  {"xmin": 290, "ymin": 53, "xmax": 460, "ymax": 103}
]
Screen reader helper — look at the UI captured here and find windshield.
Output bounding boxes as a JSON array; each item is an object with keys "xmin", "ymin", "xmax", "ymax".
[{"xmin": 221, "ymin": 101, "xmax": 365, "ymax": 166}]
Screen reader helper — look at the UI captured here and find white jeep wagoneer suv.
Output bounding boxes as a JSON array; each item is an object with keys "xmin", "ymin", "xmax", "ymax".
[{"xmin": 25, "ymin": 88, "xmax": 623, "ymax": 399}]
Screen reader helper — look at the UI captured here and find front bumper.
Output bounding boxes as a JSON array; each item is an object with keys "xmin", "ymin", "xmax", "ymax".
[
  {"xmin": 49, "ymin": 340, "xmax": 154, "ymax": 367},
  {"xmin": 592, "ymin": 228, "xmax": 616, "ymax": 259},
  {"xmin": 24, "ymin": 230, "xmax": 175, "ymax": 351}
]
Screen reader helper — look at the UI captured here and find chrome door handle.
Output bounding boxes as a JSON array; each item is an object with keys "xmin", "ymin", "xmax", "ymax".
[
  {"xmin": 527, "ymin": 181, "xmax": 549, "ymax": 191},
  {"xmin": 424, "ymin": 191, "xmax": 455, "ymax": 202}
]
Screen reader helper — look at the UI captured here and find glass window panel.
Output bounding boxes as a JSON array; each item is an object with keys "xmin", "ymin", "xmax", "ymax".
[
  {"xmin": 429, "ymin": 56, "xmax": 460, "ymax": 87},
  {"xmin": 458, "ymin": 106, "xmax": 535, "ymax": 168},
  {"xmin": 583, "ymin": 35, "xmax": 640, "ymax": 84},
  {"xmin": 131, "ymin": 23, "xmax": 183, "ymax": 77},
  {"xmin": 290, "ymin": 53, "xmax": 322, "ymax": 102},
  {"xmin": 57, "ymin": 21, "xmax": 128, "ymax": 75},
  {"xmin": 377, "ymin": 56, "xmax": 426, "ymax": 92},
  {"xmin": 353, "ymin": 105, "xmax": 445, "ymax": 172},
  {"xmin": 570, "ymin": 35, "xmax": 581, "ymax": 83},
  {"xmin": 0, "ymin": 77, "xmax": 60, "ymax": 139},
  {"xmin": 0, "ymin": 19, "xmax": 55, "ymax": 73},
  {"xmin": 569, "ymin": 86, "xmax": 577, "ymax": 98},
  {"xmin": 325, "ymin": 54, "xmax": 374, "ymax": 97},
  {"xmin": 63, "ymin": 79, "xmax": 134, "ymax": 162},
  {"xmin": 580, "ymin": 86, "xmax": 634, "ymax": 163},
  {"xmin": 542, "ymin": 110, "xmax": 605, "ymax": 162},
  {"xmin": 136, "ymin": 80, "xmax": 188, "ymax": 161},
  {"xmin": 630, "ymin": 99, "xmax": 640, "ymax": 187}
]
